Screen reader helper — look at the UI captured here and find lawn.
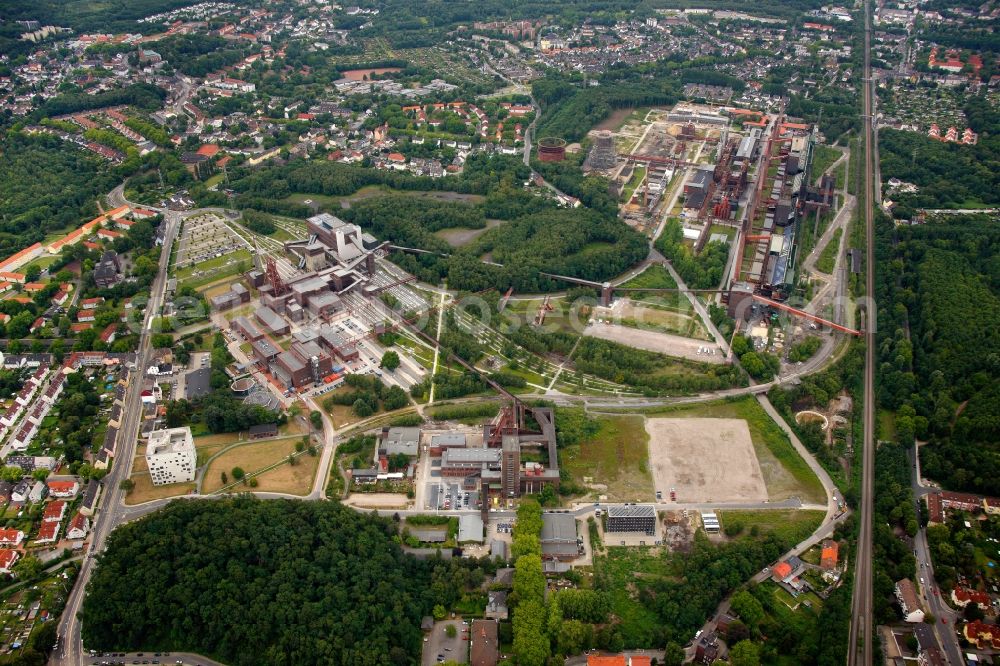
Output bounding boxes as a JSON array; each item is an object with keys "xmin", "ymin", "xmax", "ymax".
[
  {"xmin": 619, "ymin": 266, "xmax": 692, "ymax": 313},
  {"xmin": 125, "ymin": 457, "xmax": 195, "ymax": 505},
  {"xmin": 816, "ymin": 228, "xmax": 842, "ymax": 273},
  {"xmin": 621, "ymin": 265, "xmax": 678, "ymax": 290},
  {"xmin": 811, "ymin": 145, "xmax": 841, "ymax": 178},
  {"xmin": 252, "ymin": 451, "xmax": 320, "ymax": 495},
  {"xmin": 878, "ymin": 409, "xmax": 897, "ymax": 442},
  {"xmin": 623, "ymin": 166, "xmax": 647, "ymax": 201},
  {"xmin": 630, "ymin": 397, "xmax": 826, "ymax": 503},
  {"xmin": 177, "ymin": 249, "xmax": 252, "ymax": 290},
  {"xmin": 202, "ymin": 436, "xmax": 306, "ymax": 493},
  {"xmin": 833, "ymin": 161, "xmax": 847, "ymax": 191},
  {"xmin": 324, "ymin": 386, "xmax": 366, "ymax": 428},
  {"xmin": 717, "ymin": 509, "xmax": 825, "ymax": 547},
  {"xmin": 560, "ymin": 414, "xmax": 654, "ymax": 502}
]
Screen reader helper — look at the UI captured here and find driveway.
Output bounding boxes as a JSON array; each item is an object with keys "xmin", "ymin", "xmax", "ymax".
[{"xmin": 422, "ymin": 619, "xmax": 469, "ymax": 666}]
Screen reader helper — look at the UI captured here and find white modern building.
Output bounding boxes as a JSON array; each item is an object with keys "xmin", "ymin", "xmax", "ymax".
[{"xmin": 146, "ymin": 427, "xmax": 197, "ymax": 485}]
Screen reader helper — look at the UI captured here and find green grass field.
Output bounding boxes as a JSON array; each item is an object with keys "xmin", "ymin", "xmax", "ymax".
[
  {"xmin": 622, "ymin": 166, "xmax": 647, "ymax": 201},
  {"xmin": 176, "ymin": 249, "xmax": 252, "ymax": 289},
  {"xmin": 630, "ymin": 397, "xmax": 826, "ymax": 503},
  {"xmin": 560, "ymin": 413, "xmax": 653, "ymax": 502},
  {"xmin": 593, "ymin": 547, "xmax": 663, "ymax": 648},
  {"xmin": 718, "ymin": 509, "xmax": 825, "ymax": 546},
  {"xmin": 816, "ymin": 229, "xmax": 842, "ymax": 273},
  {"xmin": 811, "ymin": 145, "xmax": 841, "ymax": 178}
]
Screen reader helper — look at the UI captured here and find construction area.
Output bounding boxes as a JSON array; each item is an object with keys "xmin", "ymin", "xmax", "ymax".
[{"xmin": 646, "ymin": 417, "xmax": 768, "ymax": 503}]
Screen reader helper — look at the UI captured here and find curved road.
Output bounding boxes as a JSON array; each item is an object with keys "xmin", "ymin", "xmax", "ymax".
[{"xmin": 58, "ymin": 145, "xmax": 859, "ymax": 660}]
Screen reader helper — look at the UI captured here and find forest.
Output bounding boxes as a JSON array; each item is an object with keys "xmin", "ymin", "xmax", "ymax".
[
  {"xmin": 571, "ymin": 337, "xmax": 745, "ymax": 394},
  {"xmin": 0, "ymin": 134, "xmax": 116, "ymax": 257},
  {"xmin": 654, "ymin": 219, "xmax": 730, "ymax": 290},
  {"xmin": 875, "ymin": 215, "xmax": 1000, "ymax": 495},
  {"xmin": 303, "ymin": 189, "xmax": 646, "ymax": 294},
  {"xmin": 0, "ymin": 0, "xmax": 199, "ymax": 38},
  {"xmin": 81, "ymin": 498, "xmax": 498, "ymax": 665},
  {"xmin": 879, "ymin": 128, "xmax": 1000, "ymax": 214}
]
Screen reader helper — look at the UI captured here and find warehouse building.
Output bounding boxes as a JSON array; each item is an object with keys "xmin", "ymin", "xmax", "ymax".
[{"xmin": 541, "ymin": 512, "xmax": 580, "ymax": 561}]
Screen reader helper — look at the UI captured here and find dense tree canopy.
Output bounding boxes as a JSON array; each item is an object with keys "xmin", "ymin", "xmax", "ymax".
[
  {"xmin": 81, "ymin": 499, "xmax": 491, "ymax": 665},
  {"xmin": 875, "ymin": 215, "xmax": 1000, "ymax": 494}
]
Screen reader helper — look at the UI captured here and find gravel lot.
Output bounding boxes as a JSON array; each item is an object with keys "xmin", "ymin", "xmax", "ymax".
[
  {"xmin": 584, "ymin": 322, "xmax": 725, "ymax": 363},
  {"xmin": 646, "ymin": 417, "xmax": 768, "ymax": 502}
]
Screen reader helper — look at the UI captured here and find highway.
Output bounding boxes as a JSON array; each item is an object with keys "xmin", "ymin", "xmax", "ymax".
[
  {"xmin": 847, "ymin": 0, "xmax": 877, "ymax": 663},
  {"xmin": 55, "ymin": 205, "xmax": 184, "ymax": 666}
]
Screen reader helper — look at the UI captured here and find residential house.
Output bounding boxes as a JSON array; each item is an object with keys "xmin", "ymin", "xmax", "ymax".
[
  {"xmin": 470, "ymin": 619, "xmax": 499, "ymax": 666},
  {"xmin": 10, "ymin": 478, "xmax": 32, "ymax": 503},
  {"xmin": 0, "ymin": 529, "xmax": 25, "ymax": 547},
  {"xmin": 0, "ymin": 550, "xmax": 19, "ymax": 574},
  {"xmin": 79, "ymin": 480, "xmax": 102, "ymax": 516},
  {"xmin": 694, "ymin": 632, "xmax": 720, "ymax": 664},
  {"xmin": 821, "ymin": 540, "xmax": 839, "ymax": 570},
  {"xmin": 46, "ymin": 480, "xmax": 79, "ymax": 499},
  {"xmin": 34, "ymin": 521, "xmax": 59, "ymax": 544},
  {"xmin": 66, "ymin": 512, "xmax": 89, "ymax": 540},
  {"xmin": 484, "ymin": 591, "xmax": 508, "ymax": 621},
  {"xmin": 27, "ymin": 480, "xmax": 47, "ymax": 503},
  {"xmin": 42, "ymin": 500, "xmax": 66, "ymax": 523},
  {"xmin": 952, "ymin": 587, "xmax": 991, "ymax": 610},
  {"xmin": 963, "ymin": 621, "xmax": 1000, "ymax": 650},
  {"xmin": 895, "ymin": 579, "xmax": 924, "ymax": 622}
]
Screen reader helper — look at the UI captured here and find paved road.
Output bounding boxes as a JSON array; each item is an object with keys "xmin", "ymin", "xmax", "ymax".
[
  {"xmin": 847, "ymin": 3, "xmax": 877, "ymax": 664},
  {"xmin": 56, "ymin": 204, "xmax": 183, "ymax": 666},
  {"xmin": 910, "ymin": 448, "xmax": 963, "ymax": 665}
]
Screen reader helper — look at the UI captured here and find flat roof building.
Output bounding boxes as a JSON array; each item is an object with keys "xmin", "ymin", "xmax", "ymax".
[
  {"xmin": 541, "ymin": 513, "xmax": 579, "ymax": 560},
  {"xmin": 606, "ymin": 504, "xmax": 656, "ymax": 534},
  {"xmin": 146, "ymin": 427, "xmax": 196, "ymax": 485},
  {"xmin": 441, "ymin": 447, "xmax": 501, "ymax": 476},
  {"xmin": 381, "ymin": 427, "xmax": 421, "ymax": 457}
]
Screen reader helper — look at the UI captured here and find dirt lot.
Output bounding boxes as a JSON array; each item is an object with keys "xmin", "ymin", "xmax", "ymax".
[
  {"xmin": 584, "ymin": 322, "xmax": 723, "ymax": 363},
  {"xmin": 344, "ymin": 493, "xmax": 411, "ymax": 509},
  {"xmin": 592, "ymin": 300, "xmax": 710, "ymax": 340},
  {"xmin": 646, "ymin": 418, "xmax": 768, "ymax": 502}
]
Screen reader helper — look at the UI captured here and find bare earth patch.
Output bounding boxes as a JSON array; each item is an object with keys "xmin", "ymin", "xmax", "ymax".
[
  {"xmin": 584, "ymin": 322, "xmax": 724, "ymax": 363},
  {"xmin": 344, "ymin": 493, "xmax": 411, "ymax": 509},
  {"xmin": 646, "ymin": 417, "xmax": 767, "ymax": 502}
]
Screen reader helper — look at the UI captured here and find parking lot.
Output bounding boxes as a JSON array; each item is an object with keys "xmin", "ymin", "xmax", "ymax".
[
  {"xmin": 427, "ymin": 477, "xmax": 479, "ymax": 511},
  {"xmin": 422, "ymin": 619, "xmax": 469, "ymax": 666}
]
